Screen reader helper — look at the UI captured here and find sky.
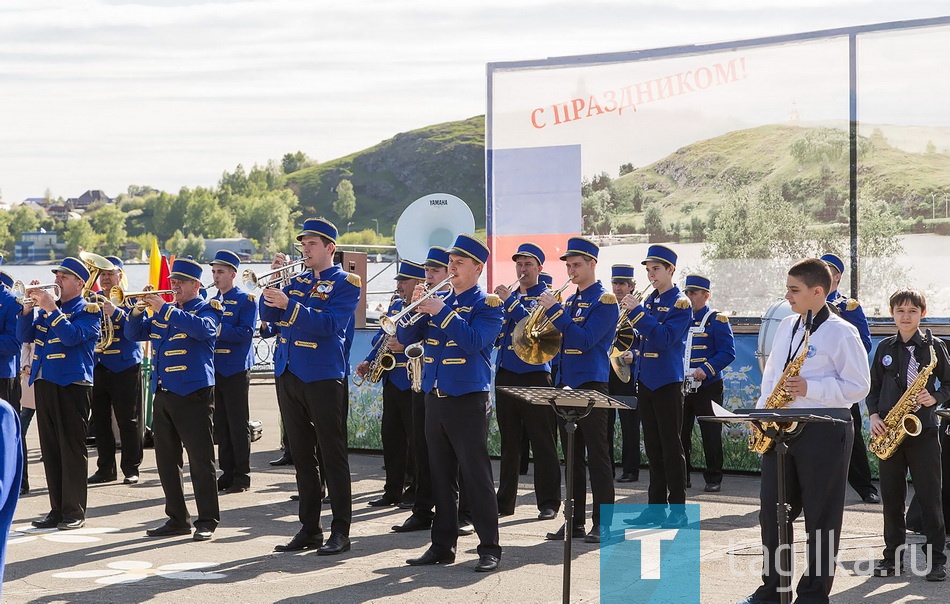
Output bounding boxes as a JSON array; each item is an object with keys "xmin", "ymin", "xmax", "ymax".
[{"xmin": 0, "ymin": 0, "xmax": 947, "ymax": 204}]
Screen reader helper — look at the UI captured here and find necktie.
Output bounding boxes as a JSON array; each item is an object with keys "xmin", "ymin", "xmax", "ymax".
[{"xmin": 906, "ymin": 345, "xmax": 919, "ymax": 387}]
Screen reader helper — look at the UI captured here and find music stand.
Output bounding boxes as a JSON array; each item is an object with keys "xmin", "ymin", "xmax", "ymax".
[
  {"xmin": 498, "ymin": 386, "xmax": 631, "ymax": 604},
  {"xmin": 700, "ymin": 406, "xmax": 850, "ymax": 604}
]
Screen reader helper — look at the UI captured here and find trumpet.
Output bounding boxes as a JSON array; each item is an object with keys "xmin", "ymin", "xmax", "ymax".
[
  {"xmin": 380, "ymin": 275, "xmax": 454, "ymax": 335},
  {"xmin": 109, "ymin": 286, "xmax": 176, "ymax": 308},
  {"xmin": 505, "ymin": 274, "xmax": 524, "ymax": 291},
  {"xmin": 13, "ymin": 281, "xmax": 62, "ymax": 306},
  {"xmin": 511, "ymin": 279, "xmax": 573, "ymax": 364},
  {"xmin": 243, "ymin": 259, "xmax": 307, "ymax": 290}
]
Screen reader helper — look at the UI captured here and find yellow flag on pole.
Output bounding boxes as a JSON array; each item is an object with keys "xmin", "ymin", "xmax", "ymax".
[{"xmin": 149, "ymin": 237, "xmax": 162, "ymax": 288}]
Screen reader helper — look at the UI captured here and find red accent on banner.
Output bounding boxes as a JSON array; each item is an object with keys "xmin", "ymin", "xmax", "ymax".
[{"xmin": 488, "ymin": 233, "xmax": 578, "ymax": 291}]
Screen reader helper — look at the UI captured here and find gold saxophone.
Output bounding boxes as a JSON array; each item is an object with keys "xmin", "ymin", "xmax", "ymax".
[
  {"xmin": 868, "ymin": 332, "xmax": 938, "ymax": 460},
  {"xmin": 748, "ymin": 310, "xmax": 813, "ymax": 454},
  {"xmin": 352, "ymin": 333, "xmax": 396, "ymax": 386}
]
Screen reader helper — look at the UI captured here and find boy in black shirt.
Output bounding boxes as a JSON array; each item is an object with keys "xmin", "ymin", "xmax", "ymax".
[{"xmin": 867, "ymin": 288, "xmax": 950, "ymax": 581}]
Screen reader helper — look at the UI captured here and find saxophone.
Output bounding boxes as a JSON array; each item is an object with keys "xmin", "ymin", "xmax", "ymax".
[
  {"xmin": 352, "ymin": 333, "xmax": 396, "ymax": 386},
  {"xmin": 748, "ymin": 310, "xmax": 813, "ymax": 454},
  {"xmin": 868, "ymin": 331, "xmax": 938, "ymax": 460}
]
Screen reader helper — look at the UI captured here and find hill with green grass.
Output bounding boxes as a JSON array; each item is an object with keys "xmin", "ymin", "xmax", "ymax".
[
  {"xmin": 604, "ymin": 124, "xmax": 950, "ymax": 235},
  {"xmin": 286, "ymin": 116, "xmax": 485, "ymax": 235}
]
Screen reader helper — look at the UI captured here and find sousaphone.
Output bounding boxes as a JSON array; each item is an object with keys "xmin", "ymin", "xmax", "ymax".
[{"xmin": 394, "ymin": 193, "xmax": 476, "ymax": 263}]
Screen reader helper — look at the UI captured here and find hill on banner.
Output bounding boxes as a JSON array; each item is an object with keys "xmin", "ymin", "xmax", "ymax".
[{"xmin": 286, "ymin": 116, "xmax": 486, "ymax": 233}]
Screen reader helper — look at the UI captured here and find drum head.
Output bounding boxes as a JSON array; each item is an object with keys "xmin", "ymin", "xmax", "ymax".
[{"xmin": 757, "ymin": 299, "xmax": 793, "ymax": 372}]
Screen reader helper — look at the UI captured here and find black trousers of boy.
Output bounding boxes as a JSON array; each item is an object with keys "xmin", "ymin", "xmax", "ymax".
[
  {"xmin": 214, "ymin": 369, "xmax": 251, "ymax": 490},
  {"xmin": 638, "ymin": 381, "xmax": 686, "ymax": 505},
  {"xmin": 381, "ymin": 380, "xmax": 413, "ymax": 501},
  {"xmin": 754, "ymin": 421, "xmax": 853, "ymax": 603},
  {"xmin": 495, "ymin": 368, "xmax": 560, "ymax": 515},
  {"xmin": 92, "ymin": 363, "xmax": 143, "ymax": 479},
  {"xmin": 556, "ymin": 381, "xmax": 615, "ymax": 529},
  {"xmin": 879, "ymin": 427, "xmax": 946, "ymax": 570},
  {"xmin": 608, "ymin": 370, "xmax": 640, "ymax": 478},
  {"xmin": 681, "ymin": 380, "xmax": 724, "ymax": 485},
  {"xmin": 846, "ymin": 402, "xmax": 878, "ymax": 499}
]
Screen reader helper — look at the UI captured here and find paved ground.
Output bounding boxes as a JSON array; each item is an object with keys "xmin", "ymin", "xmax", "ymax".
[{"xmin": 3, "ymin": 383, "xmax": 945, "ymax": 603}]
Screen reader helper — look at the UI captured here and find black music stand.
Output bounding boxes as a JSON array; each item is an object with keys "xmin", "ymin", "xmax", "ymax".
[
  {"xmin": 700, "ymin": 406, "xmax": 850, "ymax": 604},
  {"xmin": 498, "ymin": 386, "xmax": 631, "ymax": 604}
]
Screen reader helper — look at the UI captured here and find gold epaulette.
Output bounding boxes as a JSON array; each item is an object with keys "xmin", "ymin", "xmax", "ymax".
[
  {"xmin": 209, "ymin": 299, "xmax": 224, "ymax": 311},
  {"xmin": 846, "ymin": 299, "xmax": 860, "ymax": 312},
  {"xmin": 716, "ymin": 314, "xmax": 730, "ymax": 323},
  {"xmin": 247, "ymin": 293, "xmax": 256, "ymax": 303},
  {"xmin": 345, "ymin": 273, "xmax": 362, "ymax": 288},
  {"xmin": 674, "ymin": 298, "xmax": 690, "ymax": 309},
  {"xmin": 485, "ymin": 294, "xmax": 502, "ymax": 307},
  {"xmin": 599, "ymin": 292, "xmax": 617, "ymax": 305},
  {"xmin": 85, "ymin": 303, "xmax": 100, "ymax": 313}
]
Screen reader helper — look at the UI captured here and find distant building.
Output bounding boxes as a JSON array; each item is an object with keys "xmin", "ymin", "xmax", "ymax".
[
  {"xmin": 65, "ymin": 190, "xmax": 112, "ymax": 211},
  {"xmin": 203, "ymin": 238, "xmax": 256, "ymax": 261},
  {"xmin": 15, "ymin": 230, "xmax": 66, "ymax": 262}
]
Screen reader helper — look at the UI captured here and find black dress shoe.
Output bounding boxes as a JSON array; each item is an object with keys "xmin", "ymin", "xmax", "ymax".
[
  {"xmin": 19, "ymin": 485, "xmax": 29, "ymax": 496},
  {"xmin": 735, "ymin": 596, "xmax": 770, "ymax": 604},
  {"xmin": 617, "ymin": 473, "xmax": 638, "ymax": 483},
  {"xmin": 193, "ymin": 528, "xmax": 214, "ymax": 541},
  {"xmin": 407, "ymin": 548, "xmax": 455, "ymax": 566},
  {"xmin": 225, "ymin": 484, "xmax": 248, "ymax": 494},
  {"xmin": 392, "ymin": 515, "xmax": 432, "ymax": 533},
  {"xmin": 498, "ymin": 509, "xmax": 515, "ymax": 517},
  {"xmin": 538, "ymin": 508, "xmax": 557, "ymax": 520},
  {"xmin": 269, "ymin": 454, "xmax": 293, "ymax": 466},
  {"xmin": 274, "ymin": 530, "xmax": 324, "ymax": 552},
  {"xmin": 123, "ymin": 475, "xmax": 139, "ymax": 485},
  {"xmin": 88, "ymin": 472, "xmax": 116, "ymax": 484},
  {"xmin": 662, "ymin": 510, "xmax": 689, "ymax": 529},
  {"xmin": 475, "ymin": 554, "xmax": 500, "ymax": 572},
  {"xmin": 217, "ymin": 478, "xmax": 232, "ymax": 492},
  {"xmin": 872, "ymin": 558, "xmax": 897, "ymax": 576},
  {"xmin": 58, "ymin": 519, "xmax": 85, "ymax": 530},
  {"xmin": 624, "ymin": 509, "xmax": 667, "ymax": 527},
  {"xmin": 584, "ymin": 525, "xmax": 602, "ymax": 543},
  {"xmin": 545, "ymin": 524, "xmax": 586, "ymax": 540},
  {"xmin": 397, "ymin": 499, "xmax": 415, "ymax": 510},
  {"xmin": 457, "ymin": 521, "xmax": 475, "ymax": 536},
  {"xmin": 31, "ymin": 516, "xmax": 61, "ymax": 529},
  {"xmin": 704, "ymin": 483, "xmax": 722, "ymax": 493},
  {"xmin": 685, "ymin": 476, "xmax": 692, "ymax": 488},
  {"xmin": 926, "ymin": 566, "xmax": 946, "ymax": 582},
  {"xmin": 862, "ymin": 492, "xmax": 881, "ymax": 504},
  {"xmin": 316, "ymin": 533, "xmax": 350, "ymax": 556},
  {"xmin": 368, "ymin": 494, "xmax": 400, "ymax": 507},
  {"xmin": 146, "ymin": 522, "xmax": 192, "ymax": 537}
]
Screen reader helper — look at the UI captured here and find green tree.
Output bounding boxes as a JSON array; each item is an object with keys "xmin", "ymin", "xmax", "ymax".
[
  {"xmin": 619, "ymin": 163, "xmax": 635, "ymax": 176},
  {"xmin": 643, "ymin": 204, "xmax": 665, "ymax": 239},
  {"xmin": 0, "ymin": 211, "xmax": 14, "ymax": 256},
  {"xmin": 334, "ymin": 179, "xmax": 356, "ymax": 222},
  {"xmin": 281, "ymin": 151, "xmax": 314, "ymax": 175},
  {"xmin": 582, "ymin": 190, "xmax": 613, "ymax": 235},
  {"xmin": 181, "ymin": 187, "xmax": 237, "ymax": 238},
  {"xmin": 165, "ymin": 230, "xmax": 207, "ymax": 261},
  {"xmin": 9, "ymin": 204, "xmax": 41, "ymax": 239},
  {"xmin": 90, "ymin": 205, "xmax": 128, "ymax": 256},
  {"xmin": 64, "ymin": 217, "xmax": 96, "ymax": 256}
]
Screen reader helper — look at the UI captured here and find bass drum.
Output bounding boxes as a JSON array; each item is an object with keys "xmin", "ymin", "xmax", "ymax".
[{"xmin": 757, "ymin": 299, "xmax": 794, "ymax": 372}]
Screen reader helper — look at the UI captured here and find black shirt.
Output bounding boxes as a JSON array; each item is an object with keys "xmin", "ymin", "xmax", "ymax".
[{"xmin": 866, "ymin": 331, "xmax": 950, "ymax": 429}]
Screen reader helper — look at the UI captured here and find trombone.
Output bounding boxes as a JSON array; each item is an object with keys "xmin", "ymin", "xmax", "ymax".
[
  {"xmin": 379, "ymin": 274, "xmax": 454, "ymax": 335},
  {"xmin": 13, "ymin": 281, "xmax": 61, "ymax": 306},
  {"xmin": 243, "ymin": 260, "xmax": 307, "ymax": 290},
  {"xmin": 511, "ymin": 279, "xmax": 573, "ymax": 365}
]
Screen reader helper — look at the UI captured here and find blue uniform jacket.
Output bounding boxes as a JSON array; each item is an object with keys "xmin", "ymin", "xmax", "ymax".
[
  {"xmin": 0, "ymin": 289, "xmax": 21, "ymax": 379},
  {"xmin": 125, "ymin": 297, "xmax": 222, "ymax": 396},
  {"xmin": 545, "ymin": 281, "xmax": 618, "ymax": 388},
  {"xmin": 0, "ymin": 399, "xmax": 23, "ymax": 598},
  {"xmin": 95, "ymin": 291, "xmax": 144, "ymax": 373},
  {"xmin": 259, "ymin": 265, "xmax": 360, "ymax": 383},
  {"xmin": 687, "ymin": 306, "xmax": 736, "ymax": 386},
  {"xmin": 18, "ymin": 295, "xmax": 100, "ymax": 386},
  {"xmin": 213, "ymin": 285, "xmax": 258, "ymax": 376},
  {"xmin": 495, "ymin": 282, "xmax": 552, "ymax": 374},
  {"xmin": 828, "ymin": 290, "xmax": 872, "ymax": 353},
  {"xmin": 631, "ymin": 286, "xmax": 691, "ymax": 390},
  {"xmin": 365, "ymin": 297, "xmax": 411, "ymax": 391},
  {"xmin": 396, "ymin": 284, "xmax": 503, "ymax": 397}
]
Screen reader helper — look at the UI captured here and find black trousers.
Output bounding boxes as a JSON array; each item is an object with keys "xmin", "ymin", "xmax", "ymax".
[
  {"xmin": 425, "ymin": 390, "xmax": 500, "ymax": 557},
  {"xmin": 278, "ymin": 372, "xmax": 351, "ymax": 536},
  {"xmin": 34, "ymin": 380, "xmax": 90, "ymax": 522},
  {"xmin": 92, "ymin": 363, "xmax": 143, "ymax": 478},
  {"xmin": 681, "ymin": 380, "xmax": 724, "ymax": 485},
  {"xmin": 153, "ymin": 386, "xmax": 219, "ymax": 531},
  {"xmin": 846, "ymin": 402, "xmax": 877, "ymax": 498},
  {"xmin": 2, "ymin": 377, "xmax": 25, "ymax": 486},
  {"xmin": 557, "ymin": 381, "xmax": 615, "ymax": 527},
  {"xmin": 638, "ymin": 381, "xmax": 687, "ymax": 505},
  {"xmin": 381, "ymin": 380, "xmax": 413, "ymax": 500},
  {"xmin": 609, "ymin": 371, "xmax": 640, "ymax": 476},
  {"xmin": 495, "ymin": 368, "xmax": 560, "ymax": 514},
  {"xmin": 214, "ymin": 370, "xmax": 251, "ymax": 488},
  {"xmin": 879, "ymin": 428, "xmax": 946, "ymax": 568},
  {"xmin": 755, "ymin": 421, "xmax": 853, "ymax": 604}
]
